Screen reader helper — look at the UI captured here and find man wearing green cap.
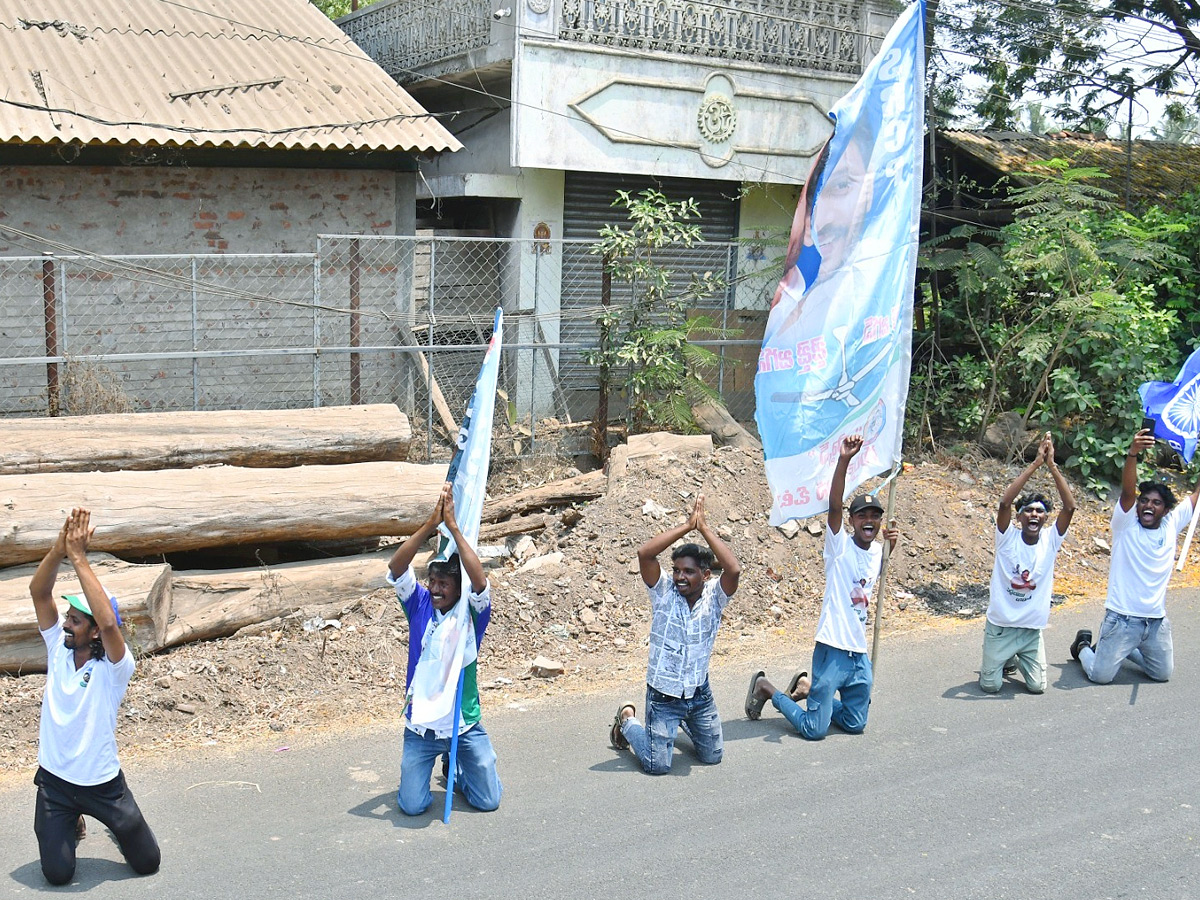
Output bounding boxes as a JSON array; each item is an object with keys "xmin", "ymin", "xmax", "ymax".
[{"xmin": 28, "ymin": 508, "xmax": 160, "ymax": 885}]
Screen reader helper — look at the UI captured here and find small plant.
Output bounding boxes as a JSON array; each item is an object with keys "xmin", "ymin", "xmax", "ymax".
[
  {"xmin": 587, "ymin": 189, "xmax": 726, "ymax": 441},
  {"xmin": 58, "ymin": 357, "xmax": 134, "ymax": 415}
]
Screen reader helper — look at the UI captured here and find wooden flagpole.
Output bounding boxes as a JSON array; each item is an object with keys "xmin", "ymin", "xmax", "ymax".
[{"xmin": 870, "ymin": 472, "xmax": 901, "ymax": 668}]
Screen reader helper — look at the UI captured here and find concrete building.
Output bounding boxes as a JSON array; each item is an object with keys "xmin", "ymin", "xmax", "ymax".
[
  {"xmin": 0, "ymin": 0, "xmax": 458, "ymax": 415},
  {"xmin": 339, "ymin": 0, "xmax": 898, "ymax": 416}
]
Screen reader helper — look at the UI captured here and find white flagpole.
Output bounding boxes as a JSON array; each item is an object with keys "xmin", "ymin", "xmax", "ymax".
[{"xmin": 1176, "ymin": 496, "xmax": 1200, "ymax": 572}]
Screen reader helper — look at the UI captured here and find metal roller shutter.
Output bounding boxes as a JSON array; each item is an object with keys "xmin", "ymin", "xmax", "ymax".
[{"xmin": 559, "ymin": 171, "xmax": 739, "ymax": 401}]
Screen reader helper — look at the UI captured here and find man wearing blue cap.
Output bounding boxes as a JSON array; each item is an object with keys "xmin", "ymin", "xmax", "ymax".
[
  {"xmin": 28, "ymin": 508, "xmax": 160, "ymax": 885},
  {"xmin": 746, "ymin": 435, "xmax": 898, "ymax": 738}
]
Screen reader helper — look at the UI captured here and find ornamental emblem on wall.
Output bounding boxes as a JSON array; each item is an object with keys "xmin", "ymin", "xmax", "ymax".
[
  {"xmin": 697, "ymin": 95, "xmax": 737, "ymax": 144},
  {"xmin": 527, "ymin": 0, "xmax": 551, "ymax": 13}
]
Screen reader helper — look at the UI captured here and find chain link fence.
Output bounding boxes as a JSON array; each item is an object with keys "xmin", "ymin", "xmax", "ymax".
[{"xmin": 0, "ymin": 237, "xmax": 768, "ymax": 461}]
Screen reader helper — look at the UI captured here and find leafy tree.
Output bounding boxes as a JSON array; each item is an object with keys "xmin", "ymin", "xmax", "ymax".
[
  {"xmin": 919, "ymin": 159, "xmax": 1184, "ymax": 490},
  {"xmin": 309, "ymin": 0, "xmax": 385, "ymax": 19},
  {"xmin": 1149, "ymin": 101, "xmax": 1200, "ymax": 142},
  {"xmin": 933, "ymin": 0, "xmax": 1200, "ymax": 130},
  {"xmin": 587, "ymin": 190, "xmax": 724, "ymax": 448}
]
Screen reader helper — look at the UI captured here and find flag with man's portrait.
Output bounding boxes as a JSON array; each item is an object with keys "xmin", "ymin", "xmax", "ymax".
[{"xmin": 754, "ymin": 0, "xmax": 925, "ymax": 524}]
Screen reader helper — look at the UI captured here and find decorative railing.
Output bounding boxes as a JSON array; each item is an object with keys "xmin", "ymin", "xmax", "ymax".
[
  {"xmin": 340, "ymin": 0, "xmax": 493, "ymax": 80},
  {"xmin": 559, "ymin": 0, "xmax": 864, "ymax": 74}
]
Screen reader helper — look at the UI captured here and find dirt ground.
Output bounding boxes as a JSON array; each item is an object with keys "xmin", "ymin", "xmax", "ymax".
[{"xmin": 2, "ymin": 439, "xmax": 1193, "ymax": 782}]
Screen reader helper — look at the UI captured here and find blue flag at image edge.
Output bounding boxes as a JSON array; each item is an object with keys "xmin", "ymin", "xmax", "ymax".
[
  {"xmin": 754, "ymin": 0, "xmax": 925, "ymax": 525},
  {"xmin": 1140, "ymin": 345, "xmax": 1200, "ymax": 463}
]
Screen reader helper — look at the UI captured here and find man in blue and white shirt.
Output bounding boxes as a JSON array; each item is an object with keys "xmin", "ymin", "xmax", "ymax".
[{"xmin": 610, "ymin": 495, "xmax": 741, "ymax": 774}]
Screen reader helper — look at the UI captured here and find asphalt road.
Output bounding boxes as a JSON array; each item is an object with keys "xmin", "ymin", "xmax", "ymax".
[{"xmin": 1, "ymin": 591, "xmax": 1197, "ymax": 900}]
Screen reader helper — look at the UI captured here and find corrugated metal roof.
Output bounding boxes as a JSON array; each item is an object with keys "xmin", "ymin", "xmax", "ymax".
[
  {"xmin": 942, "ymin": 130, "xmax": 1200, "ymax": 208},
  {"xmin": 0, "ymin": 0, "xmax": 460, "ymax": 153}
]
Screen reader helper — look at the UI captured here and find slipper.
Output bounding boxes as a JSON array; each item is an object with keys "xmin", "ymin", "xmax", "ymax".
[
  {"xmin": 744, "ymin": 670, "xmax": 767, "ymax": 720},
  {"xmin": 786, "ymin": 670, "xmax": 809, "ymax": 699},
  {"xmin": 610, "ymin": 704, "xmax": 634, "ymax": 751}
]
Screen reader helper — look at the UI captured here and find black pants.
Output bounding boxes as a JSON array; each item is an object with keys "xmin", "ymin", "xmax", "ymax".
[{"xmin": 33, "ymin": 766, "xmax": 160, "ymax": 885}]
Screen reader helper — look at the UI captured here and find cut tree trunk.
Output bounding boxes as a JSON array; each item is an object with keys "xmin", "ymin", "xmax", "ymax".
[
  {"xmin": 0, "ymin": 461, "xmax": 446, "ymax": 567},
  {"xmin": 0, "ymin": 405, "xmax": 412, "ymax": 475},
  {"xmin": 690, "ymin": 401, "xmax": 762, "ymax": 452},
  {"xmin": 163, "ymin": 548, "xmax": 407, "ymax": 649},
  {"xmin": 0, "ymin": 555, "xmax": 171, "ymax": 674},
  {"xmin": 481, "ymin": 470, "xmax": 607, "ymax": 522}
]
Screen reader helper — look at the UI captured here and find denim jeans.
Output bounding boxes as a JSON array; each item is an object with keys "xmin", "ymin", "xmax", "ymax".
[
  {"xmin": 1080, "ymin": 610, "xmax": 1173, "ymax": 684},
  {"xmin": 980, "ymin": 622, "xmax": 1046, "ymax": 694},
  {"xmin": 620, "ymin": 679, "xmax": 723, "ymax": 775},
  {"xmin": 398, "ymin": 723, "xmax": 502, "ymax": 816},
  {"xmin": 772, "ymin": 641, "xmax": 872, "ymax": 740}
]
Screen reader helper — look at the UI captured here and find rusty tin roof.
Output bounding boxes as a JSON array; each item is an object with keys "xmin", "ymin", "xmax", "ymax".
[
  {"xmin": 942, "ymin": 130, "xmax": 1200, "ymax": 208},
  {"xmin": 0, "ymin": 0, "xmax": 460, "ymax": 154}
]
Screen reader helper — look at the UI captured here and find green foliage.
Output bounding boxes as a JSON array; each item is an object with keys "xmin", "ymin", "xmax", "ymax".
[
  {"xmin": 588, "ymin": 189, "xmax": 725, "ymax": 432},
  {"xmin": 931, "ymin": 0, "xmax": 1200, "ymax": 130},
  {"xmin": 918, "ymin": 158, "xmax": 1185, "ymax": 493},
  {"xmin": 309, "ymin": 0, "xmax": 385, "ymax": 20}
]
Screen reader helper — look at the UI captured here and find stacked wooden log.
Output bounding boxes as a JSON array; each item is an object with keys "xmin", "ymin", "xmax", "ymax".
[
  {"xmin": 0, "ymin": 405, "xmax": 707, "ymax": 673},
  {"xmin": 0, "ymin": 405, "xmax": 427, "ymax": 673}
]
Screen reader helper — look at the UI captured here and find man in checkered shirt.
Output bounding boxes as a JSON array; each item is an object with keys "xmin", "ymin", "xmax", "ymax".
[{"xmin": 608, "ymin": 494, "xmax": 741, "ymax": 774}]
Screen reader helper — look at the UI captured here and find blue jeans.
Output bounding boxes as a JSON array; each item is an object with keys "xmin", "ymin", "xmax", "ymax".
[
  {"xmin": 620, "ymin": 679, "xmax": 723, "ymax": 775},
  {"xmin": 398, "ymin": 723, "xmax": 502, "ymax": 816},
  {"xmin": 1080, "ymin": 610, "xmax": 1173, "ymax": 684},
  {"xmin": 772, "ymin": 641, "xmax": 872, "ymax": 740}
]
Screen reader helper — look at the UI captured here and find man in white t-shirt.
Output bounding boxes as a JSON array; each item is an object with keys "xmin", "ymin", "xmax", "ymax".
[
  {"xmin": 28, "ymin": 508, "xmax": 160, "ymax": 885},
  {"xmin": 979, "ymin": 433, "xmax": 1076, "ymax": 693},
  {"xmin": 1070, "ymin": 428, "xmax": 1200, "ymax": 684},
  {"xmin": 745, "ymin": 435, "xmax": 899, "ymax": 739}
]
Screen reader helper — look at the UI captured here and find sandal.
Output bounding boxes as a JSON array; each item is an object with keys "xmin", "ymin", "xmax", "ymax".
[
  {"xmin": 744, "ymin": 670, "xmax": 768, "ymax": 720},
  {"xmin": 610, "ymin": 704, "xmax": 634, "ymax": 750},
  {"xmin": 786, "ymin": 670, "xmax": 810, "ymax": 700}
]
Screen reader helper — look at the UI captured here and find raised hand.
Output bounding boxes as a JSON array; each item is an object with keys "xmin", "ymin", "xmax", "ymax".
[
  {"xmin": 1129, "ymin": 429, "xmax": 1156, "ymax": 456},
  {"xmin": 64, "ymin": 508, "xmax": 93, "ymax": 559},
  {"xmin": 841, "ymin": 435, "xmax": 864, "ymax": 459},
  {"xmin": 688, "ymin": 494, "xmax": 706, "ymax": 532}
]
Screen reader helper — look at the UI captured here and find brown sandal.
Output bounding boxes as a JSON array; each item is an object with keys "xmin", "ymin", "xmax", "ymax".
[{"xmin": 610, "ymin": 704, "xmax": 634, "ymax": 750}]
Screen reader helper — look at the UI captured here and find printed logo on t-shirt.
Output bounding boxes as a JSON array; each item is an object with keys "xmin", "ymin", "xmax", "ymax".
[
  {"xmin": 850, "ymin": 578, "xmax": 870, "ymax": 623},
  {"xmin": 1008, "ymin": 564, "xmax": 1036, "ymax": 598}
]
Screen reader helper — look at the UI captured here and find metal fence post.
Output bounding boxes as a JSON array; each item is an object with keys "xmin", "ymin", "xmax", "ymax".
[
  {"xmin": 42, "ymin": 252, "xmax": 59, "ymax": 416},
  {"xmin": 426, "ymin": 241, "xmax": 436, "ymax": 460},
  {"xmin": 719, "ymin": 242, "xmax": 734, "ymax": 397},
  {"xmin": 531, "ymin": 244, "xmax": 540, "ymax": 455},
  {"xmin": 313, "ymin": 243, "xmax": 322, "ymax": 408},
  {"xmin": 349, "ymin": 237, "xmax": 362, "ymax": 405},
  {"xmin": 191, "ymin": 258, "xmax": 199, "ymax": 410}
]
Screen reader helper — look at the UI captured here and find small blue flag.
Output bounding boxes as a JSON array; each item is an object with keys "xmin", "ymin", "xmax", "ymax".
[{"xmin": 1139, "ymin": 346, "xmax": 1200, "ymax": 463}]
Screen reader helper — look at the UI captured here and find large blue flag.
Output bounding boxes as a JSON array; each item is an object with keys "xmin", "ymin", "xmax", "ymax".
[
  {"xmin": 754, "ymin": 1, "xmax": 925, "ymax": 524},
  {"xmin": 1140, "ymin": 346, "xmax": 1200, "ymax": 463}
]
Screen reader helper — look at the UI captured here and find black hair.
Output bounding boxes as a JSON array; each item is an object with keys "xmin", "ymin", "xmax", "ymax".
[
  {"xmin": 1015, "ymin": 492, "xmax": 1053, "ymax": 513},
  {"xmin": 426, "ymin": 553, "xmax": 463, "ymax": 582},
  {"xmin": 1138, "ymin": 481, "xmax": 1178, "ymax": 511},
  {"xmin": 671, "ymin": 543, "xmax": 714, "ymax": 569},
  {"xmin": 76, "ymin": 610, "xmax": 106, "ymax": 661}
]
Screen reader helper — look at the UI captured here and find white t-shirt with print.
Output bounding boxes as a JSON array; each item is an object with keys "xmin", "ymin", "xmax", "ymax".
[
  {"xmin": 38, "ymin": 622, "xmax": 134, "ymax": 786},
  {"xmin": 986, "ymin": 524, "xmax": 1066, "ymax": 629},
  {"xmin": 1107, "ymin": 496, "xmax": 1195, "ymax": 618},
  {"xmin": 815, "ymin": 525, "xmax": 883, "ymax": 653}
]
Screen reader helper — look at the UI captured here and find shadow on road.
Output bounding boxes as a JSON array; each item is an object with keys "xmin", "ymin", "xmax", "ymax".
[
  {"xmin": 347, "ymin": 789, "xmax": 498, "ymax": 829},
  {"xmin": 9, "ymin": 856, "xmax": 141, "ymax": 892}
]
